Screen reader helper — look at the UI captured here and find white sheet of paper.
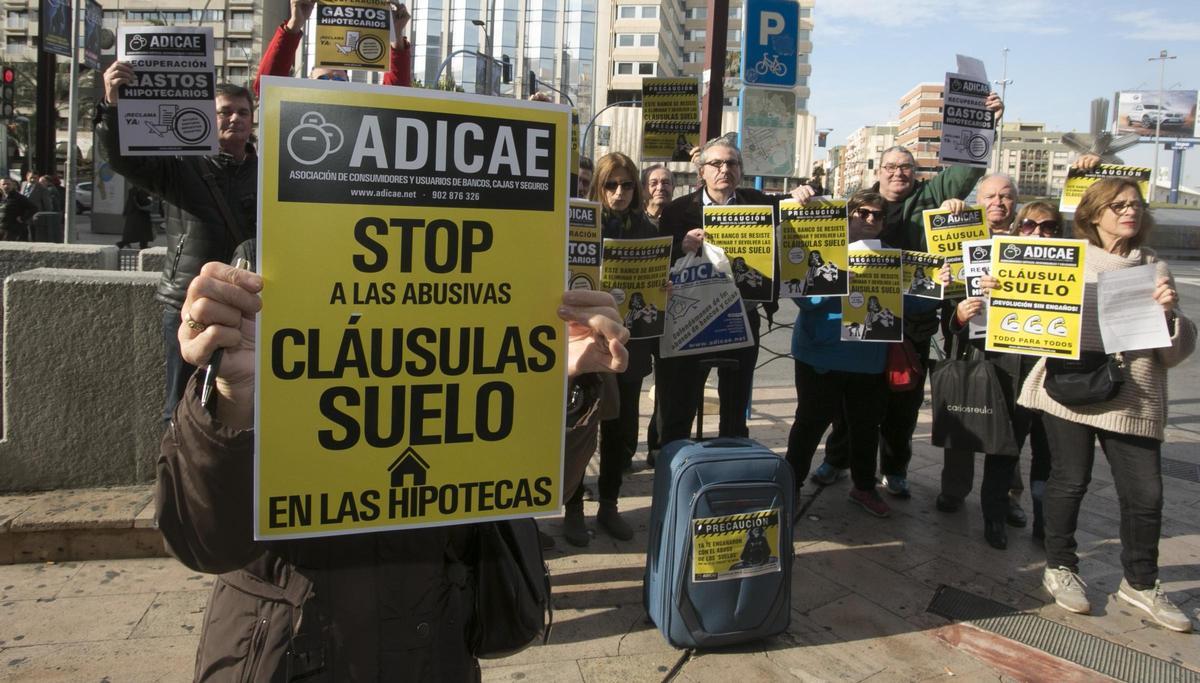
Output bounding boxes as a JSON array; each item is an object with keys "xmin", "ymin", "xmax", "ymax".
[
  {"xmin": 1097, "ymin": 264, "xmax": 1171, "ymax": 353},
  {"xmin": 956, "ymin": 54, "xmax": 988, "ymax": 81},
  {"xmin": 961, "ymin": 239, "xmax": 991, "ymax": 339}
]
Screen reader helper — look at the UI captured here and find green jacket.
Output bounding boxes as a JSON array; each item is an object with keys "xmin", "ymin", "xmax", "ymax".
[
  {"xmin": 872, "ymin": 165, "xmax": 985, "ymax": 251},
  {"xmin": 872, "ymin": 165, "xmax": 985, "ymax": 343}
]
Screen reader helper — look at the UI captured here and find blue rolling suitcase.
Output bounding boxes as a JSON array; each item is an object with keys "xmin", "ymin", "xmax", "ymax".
[{"xmin": 643, "ymin": 437, "xmax": 794, "ymax": 649}]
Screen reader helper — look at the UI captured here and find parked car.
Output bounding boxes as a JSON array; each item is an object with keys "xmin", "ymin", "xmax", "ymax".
[{"xmin": 75, "ymin": 181, "xmax": 92, "ymax": 213}]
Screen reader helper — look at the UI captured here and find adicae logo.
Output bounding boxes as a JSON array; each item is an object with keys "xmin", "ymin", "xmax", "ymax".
[{"xmin": 287, "ymin": 112, "xmax": 344, "ymax": 166}]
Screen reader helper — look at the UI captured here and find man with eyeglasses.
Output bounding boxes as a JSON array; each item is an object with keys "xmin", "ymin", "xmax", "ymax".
[
  {"xmin": 811, "ymin": 93, "xmax": 1006, "ymax": 500},
  {"xmin": 98, "ymin": 64, "xmax": 259, "ymax": 422},
  {"xmin": 253, "ymin": 0, "xmax": 412, "ymax": 96},
  {"xmin": 655, "ymin": 136, "xmax": 815, "ymax": 445}
]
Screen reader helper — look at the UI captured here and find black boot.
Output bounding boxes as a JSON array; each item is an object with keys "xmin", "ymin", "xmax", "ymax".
[
  {"xmin": 563, "ymin": 499, "xmax": 589, "ymax": 547},
  {"xmin": 984, "ymin": 518, "xmax": 1008, "ymax": 550}
]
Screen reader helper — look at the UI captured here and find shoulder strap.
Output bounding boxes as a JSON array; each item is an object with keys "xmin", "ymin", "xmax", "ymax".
[{"xmin": 200, "ymin": 158, "xmax": 250, "ymax": 248}]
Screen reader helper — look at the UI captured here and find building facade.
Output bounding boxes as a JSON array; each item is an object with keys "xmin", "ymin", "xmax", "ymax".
[
  {"xmin": 993, "ymin": 121, "xmax": 1084, "ymax": 199},
  {"xmin": 590, "ymin": 0, "xmax": 816, "ymax": 184},
  {"xmin": 837, "ymin": 123, "xmax": 897, "ymax": 197},
  {"xmin": 896, "ymin": 82, "xmax": 942, "ymax": 180}
]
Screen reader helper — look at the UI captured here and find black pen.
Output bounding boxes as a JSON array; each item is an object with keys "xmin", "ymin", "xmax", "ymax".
[{"xmin": 201, "ymin": 257, "xmax": 251, "ymax": 408}]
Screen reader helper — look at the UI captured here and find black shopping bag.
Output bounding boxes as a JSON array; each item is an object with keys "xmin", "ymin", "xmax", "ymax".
[{"xmin": 930, "ymin": 353, "xmax": 1019, "ymax": 457}]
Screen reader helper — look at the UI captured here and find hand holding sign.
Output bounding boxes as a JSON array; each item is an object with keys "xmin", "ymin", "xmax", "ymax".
[
  {"xmin": 558, "ymin": 290, "xmax": 629, "ymax": 377},
  {"xmin": 103, "ymin": 61, "xmax": 135, "ymax": 104}
]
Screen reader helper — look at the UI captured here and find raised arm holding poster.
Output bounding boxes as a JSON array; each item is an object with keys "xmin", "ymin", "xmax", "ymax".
[
  {"xmin": 642, "ymin": 77, "xmax": 700, "ymax": 162},
  {"xmin": 703, "ymin": 204, "xmax": 775, "ymax": 302},
  {"xmin": 256, "ymin": 77, "xmax": 570, "ymax": 539},
  {"xmin": 568, "ymin": 199, "xmax": 601, "ymax": 291},
  {"xmin": 842, "ymin": 247, "xmax": 903, "ymax": 343},
  {"xmin": 985, "ymin": 237, "xmax": 1087, "ymax": 359},
  {"xmin": 778, "ymin": 199, "xmax": 848, "ymax": 298},
  {"xmin": 923, "ymin": 206, "xmax": 988, "ymax": 298},
  {"xmin": 939, "ymin": 70, "xmax": 995, "ymax": 168},
  {"xmin": 116, "ymin": 27, "xmax": 217, "ymax": 156},
  {"xmin": 1059, "ymin": 164, "xmax": 1151, "ymax": 213},
  {"xmin": 600, "ymin": 236, "xmax": 672, "ymax": 339},
  {"xmin": 316, "ymin": 0, "xmax": 391, "ymax": 71}
]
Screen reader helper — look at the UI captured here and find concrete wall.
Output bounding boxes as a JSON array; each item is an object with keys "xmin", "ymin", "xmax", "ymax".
[
  {"xmin": 138, "ymin": 247, "xmax": 168, "ymax": 274},
  {"xmin": 1, "ymin": 270, "xmax": 163, "ymax": 490}
]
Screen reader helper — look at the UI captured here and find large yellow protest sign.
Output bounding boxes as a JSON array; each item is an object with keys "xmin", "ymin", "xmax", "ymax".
[
  {"xmin": 778, "ymin": 199, "xmax": 848, "ymax": 298},
  {"xmin": 985, "ymin": 237, "xmax": 1087, "ymax": 359},
  {"xmin": 923, "ymin": 207, "xmax": 989, "ymax": 298},
  {"xmin": 1059, "ymin": 164, "xmax": 1151, "ymax": 213},
  {"xmin": 568, "ymin": 199, "xmax": 601, "ymax": 290},
  {"xmin": 843, "ymin": 248, "xmax": 902, "ymax": 343},
  {"xmin": 642, "ymin": 77, "xmax": 700, "ymax": 162},
  {"xmin": 703, "ymin": 205, "xmax": 775, "ymax": 302},
  {"xmin": 600, "ymin": 236, "xmax": 672, "ymax": 339},
  {"xmin": 256, "ymin": 78, "xmax": 570, "ymax": 539},
  {"xmin": 315, "ymin": 0, "xmax": 391, "ymax": 71}
]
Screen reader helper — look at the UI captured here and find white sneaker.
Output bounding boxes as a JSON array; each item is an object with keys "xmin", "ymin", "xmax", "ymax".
[
  {"xmin": 1116, "ymin": 579, "xmax": 1193, "ymax": 633},
  {"xmin": 1043, "ymin": 566, "xmax": 1091, "ymax": 614}
]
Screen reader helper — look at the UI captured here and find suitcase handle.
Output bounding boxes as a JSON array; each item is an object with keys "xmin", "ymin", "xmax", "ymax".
[{"xmin": 698, "ymin": 437, "xmax": 756, "ymax": 449}]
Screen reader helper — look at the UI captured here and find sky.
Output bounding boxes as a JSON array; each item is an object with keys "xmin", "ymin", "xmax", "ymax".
[{"xmin": 807, "ymin": 0, "xmax": 1200, "ymax": 187}]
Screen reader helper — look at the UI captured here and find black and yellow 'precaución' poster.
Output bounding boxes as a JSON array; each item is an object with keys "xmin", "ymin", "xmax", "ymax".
[
  {"xmin": 600, "ymin": 236, "xmax": 672, "ymax": 339},
  {"xmin": 642, "ymin": 77, "xmax": 700, "ymax": 162},
  {"xmin": 703, "ymin": 205, "xmax": 775, "ymax": 302},
  {"xmin": 778, "ymin": 199, "xmax": 848, "ymax": 298},
  {"xmin": 256, "ymin": 78, "xmax": 570, "ymax": 539},
  {"xmin": 842, "ymin": 247, "xmax": 903, "ymax": 343}
]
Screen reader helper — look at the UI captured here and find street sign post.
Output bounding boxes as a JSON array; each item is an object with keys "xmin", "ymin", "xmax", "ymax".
[{"xmin": 741, "ymin": 0, "xmax": 799, "ymax": 90}]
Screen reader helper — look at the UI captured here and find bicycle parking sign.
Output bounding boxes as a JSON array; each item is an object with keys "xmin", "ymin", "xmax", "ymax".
[{"xmin": 741, "ymin": 0, "xmax": 799, "ymax": 89}]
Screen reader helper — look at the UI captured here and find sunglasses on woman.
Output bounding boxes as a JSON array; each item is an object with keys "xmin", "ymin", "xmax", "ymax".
[
  {"xmin": 604, "ymin": 180, "xmax": 635, "ymax": 191},
  {"xmin": 1018, "ymin": 218, "xmax": 1061, "ymax": 236},
  {"xmin": 853, "ymin": 208, "xmax": 883, "ymax": 221}
]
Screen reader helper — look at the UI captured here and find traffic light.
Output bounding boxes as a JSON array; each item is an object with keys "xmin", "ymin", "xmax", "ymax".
[
  {"xmin": 1, "ymin": 67, "xmax": 14, "ymax": 119},
  {"xmin": 526, "ymin": 70, "xmax": 537, "ymax": 98},
  {"xmin": 500, "ymin": 55, "xmax": 512, "ymax": 84}
]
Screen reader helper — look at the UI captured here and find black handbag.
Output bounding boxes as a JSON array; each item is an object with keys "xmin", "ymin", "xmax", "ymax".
[
  {"xmin": 1044, "ymin": 351, "xmax": 1124, "ymax": 406},
  {"xmin": 930, "ymin": 336, "xmax": 1019, "ymax": 456},
  {"xmin": 470, "ymin": 518, "xmax": 553, "ymax": 658}
]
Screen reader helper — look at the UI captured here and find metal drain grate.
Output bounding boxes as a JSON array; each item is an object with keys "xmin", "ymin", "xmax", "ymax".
[
  {"xmin": 1162, "ymin": 457, "xmax": 1200, "ymax": 484},
  {"xmin": 928, "ymin": 585, "xmax": 1200, "ymax": 683}
]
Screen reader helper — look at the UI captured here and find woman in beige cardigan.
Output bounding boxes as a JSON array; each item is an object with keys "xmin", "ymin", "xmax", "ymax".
[{"xmin": 1014, "ymin": 175, "xmax": 1195, "ymax": 632}]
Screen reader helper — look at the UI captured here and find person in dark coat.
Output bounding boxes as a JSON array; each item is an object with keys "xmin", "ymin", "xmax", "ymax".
[
  {"xmin": 118, "ymin": 187, "xmax": 155, "ymax": 249},
  {"xmin": 0, "ymin": 177, "xmax": 36, "ymax": 240},
  {"xmin": 166, "ymin": 266, "xmax": 630, "ymax": 681}
]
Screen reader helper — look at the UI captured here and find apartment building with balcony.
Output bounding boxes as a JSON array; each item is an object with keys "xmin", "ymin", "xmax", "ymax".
[
  {"xmin": 837, "ymin": 123, "xmax": 897, "ymax": 196},
  {"xmin": 896, "ymin": 82, "xmax": 943, "ymax": 180},
  {"xmin": 994, "ymin": 121, "xmax": 1085, "ymax": 199}
]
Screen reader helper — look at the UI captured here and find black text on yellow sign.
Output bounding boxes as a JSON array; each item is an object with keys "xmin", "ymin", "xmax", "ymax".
[
  {"xmin": 703, "ymin": 204, "xmax": 776, "ymax": 303},
  {"xmin": 692, "ymin": 508, "xmax": 782, "ymax": 583},
  {"xmin": 842, "ymin": 248, "xmax": 903, "ymax": 343},
  {"xmin": 778, "ymin": 199, "xmax": 848, "ymax": 298},
  {"xmin": 256, "ymin": 78, "xmax": 570, "ymax": 539},
  {"xmin": 985, "ymin": 237, "xmax": 1087, "ymax": 359},
  {"xmin": 642, "ymin": 77, "xmax": 700, "ymax": 162},
  {"xmin": 923, "ymin": 207, "xmax": 989, "ymax": 298},
  {"xmin": 316, "ymin": 0, "xmax": 391, "ymax": 70},
  {"xmin": 568, "ymin": 199, "xmax": 601, "ymax": 291},
  {"xmin": 1059, "ymin": 164, "xmax": 1151, "ymax": 213},
  {"xmin": 600, "ymin": 236, "xmax": 672, "ymax": 340}
]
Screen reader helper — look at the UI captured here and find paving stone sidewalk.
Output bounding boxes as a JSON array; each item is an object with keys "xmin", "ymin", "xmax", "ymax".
[{"xmin": 2, "ymin": 382, "xmax": 1198, "ymax": 681}]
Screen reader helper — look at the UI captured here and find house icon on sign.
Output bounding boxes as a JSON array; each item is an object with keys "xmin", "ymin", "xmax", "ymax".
[{"xmin": 387, "ymin": 447, "xmax": 430, "ymax": 488}]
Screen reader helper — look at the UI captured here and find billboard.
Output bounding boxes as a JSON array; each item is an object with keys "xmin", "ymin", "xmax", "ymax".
[{"xmin": 1114, "ymin": 90, "xmax": 1198, "ymax": 138}]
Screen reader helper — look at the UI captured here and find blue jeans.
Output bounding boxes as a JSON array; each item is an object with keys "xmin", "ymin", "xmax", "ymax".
[{"xmin": 162, "ymin": 306, "xmax": 195, "ymax": 423}]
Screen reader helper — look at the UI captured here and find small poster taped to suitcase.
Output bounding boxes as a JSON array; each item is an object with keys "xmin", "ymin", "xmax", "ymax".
[{"xmin": 692, "ymin": 508, "xmax": 782, "ymax": 582}]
